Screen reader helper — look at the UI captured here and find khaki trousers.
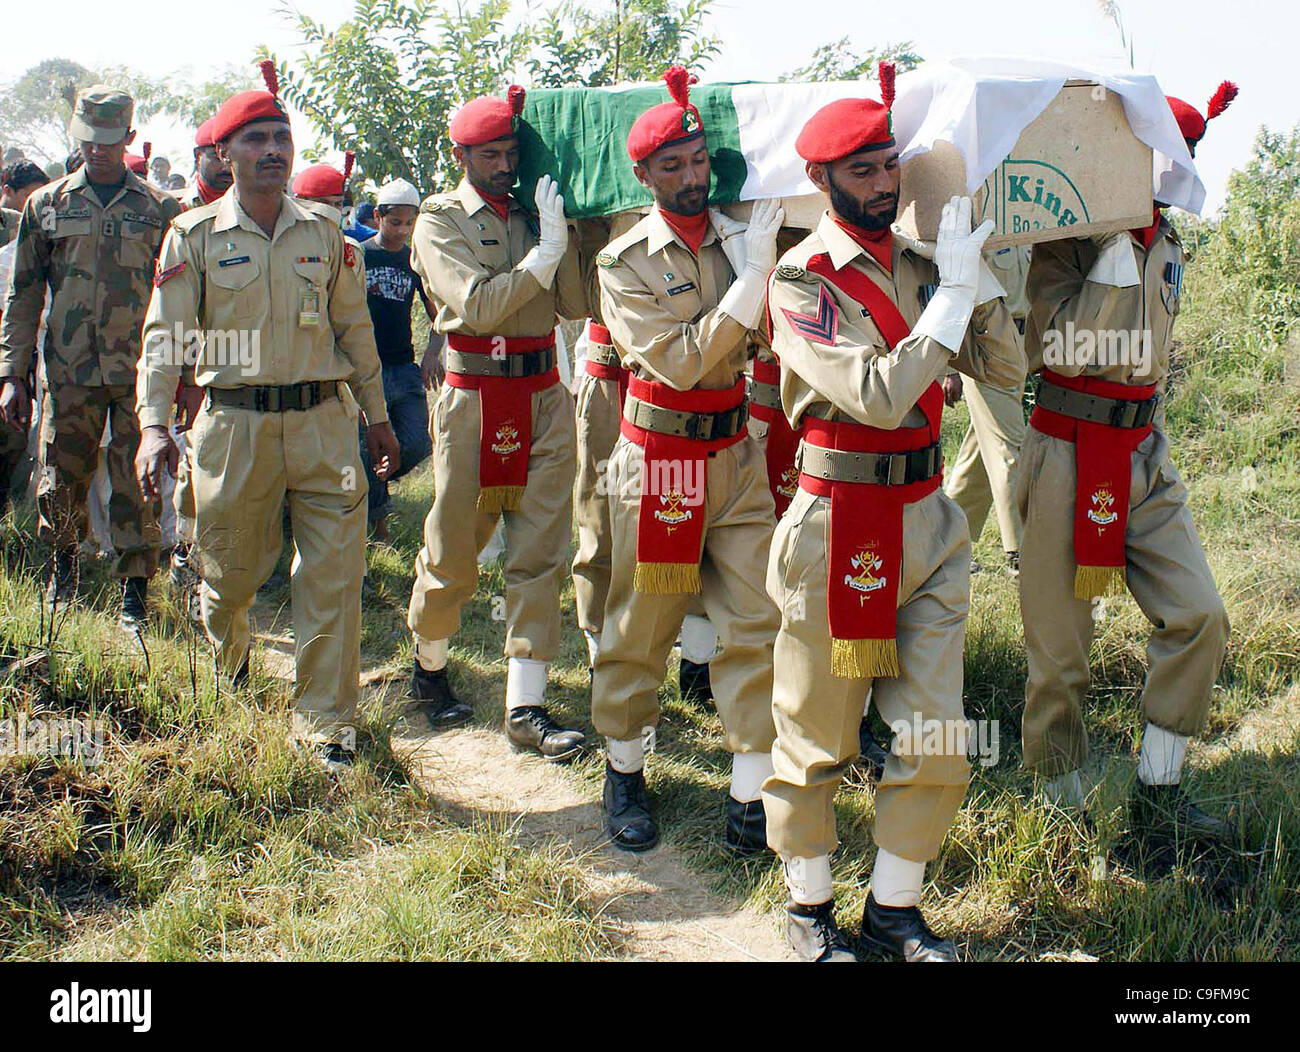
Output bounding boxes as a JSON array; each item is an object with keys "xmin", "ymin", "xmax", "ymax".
[
  {"xmin": 762, "ymin": 486, "xmax": 972, "ymax": 862},
  {"xmin": 407, "ymin": 382, "xmax": 575, "ymax": 661},
  {"xmin": 1017, "ymin": 426, "xmax": 1229, "ymax": 775},
  {"xmin": 592, "ymin": 433, "xmax": 778, "ymax": 753},
  {"xmin": 571, "ymin": 370, "xmax": 623, "ymax": 635},
  {"xmin": 39, "ymin": 382, "xmax": 159, "ymax": 578},
  {"xmin": 173, "ymin": 431, "xmax": 196, "ymax": 547},
  {"xmin": 945, "ymin": 379, "xmax": 1025, "ymax": 554},
  {"xmin": 191, "ymin": 395, "xmax": 366, "ymax": 743}
]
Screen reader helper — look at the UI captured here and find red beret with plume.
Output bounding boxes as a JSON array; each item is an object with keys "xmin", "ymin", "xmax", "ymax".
[
  {"xmin": 208, "ymin": 58, "xmax": 290, "ymax": 144},
  {"xmin": 1167, "ymin": 80, "xmax": 1238, "ymax": 144},
  {"xmin": 626, "ymin": 65, "xmax": 704, "ymax": 162},
  {"xmin": 796, "ymin": 61, "xmax": 897, "ymax": 163},
  {"xmin": 448, "ymin": 85, "xmax": 526, "ymax": 146},
  {"xmin": 292, "ymin": 150, "xmax": 354, "ymax": 199}
]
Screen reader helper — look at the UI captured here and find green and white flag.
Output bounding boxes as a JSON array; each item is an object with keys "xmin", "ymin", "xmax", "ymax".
[{"xmin": 516, "ymin": 82, "xmax": 869, "ymax": 218}]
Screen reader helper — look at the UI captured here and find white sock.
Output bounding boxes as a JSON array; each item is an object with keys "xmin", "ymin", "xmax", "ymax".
[
  {"xmin": 1042, "ymin": 769, "xmax": 1087, "ymax": 808},
  {"xmin": 583, "ymin": 629, "xmax": 601, "ymax": 668},
  {"xmin": 1137, "ymin": 722, "xmax": 1188, "ymax": 786},
  {"xmin": 871, "ymin": 848, "xmax": 924, "ymax": 908},
  {"xmin": 505, "ymin": 657, "xmax": 547, "ymax": 711},
  {"xmin": 784, "ymin": 855, "xmax": 833, "ymax": 906},
  {"xmin": 606, "ymin": 736, "xmax": 644, "ymax": 774},
  {"xmin": 413, "ymin": 634, "xmax": 448, "ymax": 672},
  {"xmin": 680, "ymin": 614, "xmax": 718, "ymax": 664},
  {"xmin": 729, "ymin": 751, "xmax": 773, "ymax": 803}
]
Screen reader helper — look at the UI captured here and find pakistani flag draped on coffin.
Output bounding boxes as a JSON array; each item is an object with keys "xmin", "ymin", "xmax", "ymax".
[{"xmin": 514, "ymin": 61, "xmax": 1206, "ymax": 242}]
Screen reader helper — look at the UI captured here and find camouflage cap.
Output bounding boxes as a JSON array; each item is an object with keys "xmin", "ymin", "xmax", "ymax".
[{"xmin": 68, "ymin": 86, "xmax": 134, "ymax": 145}]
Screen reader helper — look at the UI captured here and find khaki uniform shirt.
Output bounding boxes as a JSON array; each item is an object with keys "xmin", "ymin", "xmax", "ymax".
[
  {"xmin": 0, "ymin": 167, "xmax": 181, "ymax": 386},
  {"xmin": 1024, "ymin": 219, "xmax": 1187, "ymax": 388},
  {"xmin": 597, "ymin": 205, "xmax": 761, "ymax": 391},
  {"xmin": 137, "ymin": 189, "xmax": 386, "ymax": 431},
  {"xmin": 411, "ymin": 179, "xmax": 584, "ymax": 338},
  {"xmin": 768, "ymin": 213, "xmax": 1025, "ymax": 429}
]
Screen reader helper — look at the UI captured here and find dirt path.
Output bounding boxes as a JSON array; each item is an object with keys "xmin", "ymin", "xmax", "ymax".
[{"xmin": 254, "ymin": 609, "xmax": 791, "ymax": 962}]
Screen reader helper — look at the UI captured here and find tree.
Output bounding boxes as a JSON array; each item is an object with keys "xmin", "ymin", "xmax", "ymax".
[
  {"xmin": 266, "ymin": 0, "xmax": 720, "ymax": 196},
  {"xmin": 781, "ymin": 38, "xmax": 922, "ymax": 83}
]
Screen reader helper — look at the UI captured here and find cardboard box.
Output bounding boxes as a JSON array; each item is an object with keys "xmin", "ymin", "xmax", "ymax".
[{"xmin": 896, "ymin": 80, "xmax": 1153, "ymax": 248}]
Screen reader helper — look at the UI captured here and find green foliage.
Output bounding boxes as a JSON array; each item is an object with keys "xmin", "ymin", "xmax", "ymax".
[{"xmin": 781, "ymin": 38, "xmax": 922, "ymax": 83}]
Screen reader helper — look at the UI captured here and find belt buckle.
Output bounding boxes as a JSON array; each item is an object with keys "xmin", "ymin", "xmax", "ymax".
[
  {"xmin": 1135, "ymin": 397, "xmax": 1156, "ymax": 428},
  {"xmin": 253, "ymin": 387, "xmax": 270, "ymax": 412},
  {"xmin": 687, "ymin": 412, "xmax": 712, "ymax": 441},
  {"xmin": 1110, "ymin": 400, "xmax": 1137, "ymax": 428}
]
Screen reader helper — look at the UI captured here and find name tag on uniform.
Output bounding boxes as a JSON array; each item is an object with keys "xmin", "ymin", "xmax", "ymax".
[
  {"xmin": 123, "ymin": 211, "xmax": 162, "ymax": 229},
  {"xmin": 479, "ymin": 238, "xmax": 500, "ymax": 246},
  {"xmin": 666, "ymin": 281, "xmax": 696, "ymax": 297},
  {"xmin": 219, "ymin": 255, "xmax": 251, "ymax": 267},
  {"xmin": 299, "ymin": 287, "xmax": 321, "ymax": 327}
]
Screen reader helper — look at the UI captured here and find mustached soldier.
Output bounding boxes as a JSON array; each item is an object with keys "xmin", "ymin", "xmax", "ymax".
[
  {"xmin": 1018, "ymin": 84, "xmax": 1237, "ymax": 838},
  {"xmin": 136, "ymin": 60, "xmax": 400, "ymax": 771},
  {"xmin": 593, "ymin": 67, "xmax": 783, "ymax": 854},
  {"xmin": 0, "ymin": 87, "xmax": 180, "ymax": 630},
  {"xmin": 405, "ymin": 87, "xmax": 588, "ymax": 756},
  {"xmin": 764, "ymin": 70, "xmax": 1024, "ymax": 961}
]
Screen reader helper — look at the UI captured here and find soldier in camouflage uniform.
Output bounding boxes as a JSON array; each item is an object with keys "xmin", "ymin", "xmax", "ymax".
[{"xmin": 0, "ymin": 88, "xmax": 181, "ymax": 629}]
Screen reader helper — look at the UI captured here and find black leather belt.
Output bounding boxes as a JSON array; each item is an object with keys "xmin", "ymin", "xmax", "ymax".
[
  {"xmin": 445, "ymin": 346, "xmax": 556, "ymax": 378},
  {"xmin": 747, "ymin": 376, "xmax": 782, "ymax": 410},
  {"xmin": 799, "ymin": 440, "xmax": 943, "ymax": 486},
  {"xmin": 624, "ymin": 396, "xmax": 749, "ymax": 441},
  {"xmin": 207, "ymin": 380, "xmax": 341, "ymax": 412},
  {"xmin": 1036, "ymin": 379, "xmax": 1158, "ymax": 429}
]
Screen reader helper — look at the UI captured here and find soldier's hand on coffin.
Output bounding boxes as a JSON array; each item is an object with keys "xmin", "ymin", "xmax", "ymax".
[
  {"xmin": 535, "ymin": 174, "xmax": 570, "ymax": 257},
  {"xmin": 934, "ymin": 195, "xmax": 995, "ymax": 297},
  {"xmin": 743, "ymin": 198, "xmax": 785, "ymax": 276},
  {"xmin": 366, "ymin": 420, "xmax": 401, "ymax": 481},
  {"xmin": 136, "ymin": 424, "xmax": 179, "ymax": 501},
  {"xmin": 0, "ymin": 377, "xmax": 30, "ymax": 430}
]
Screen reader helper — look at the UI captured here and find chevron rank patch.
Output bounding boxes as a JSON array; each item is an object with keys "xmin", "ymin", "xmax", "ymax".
[
  {"xmin": 780, "ymin": 284, "xmax": 839, "ymax": 346},
  {"xmin": 154, "ymin": 260, "xmax": 186, "ymax": 287}
]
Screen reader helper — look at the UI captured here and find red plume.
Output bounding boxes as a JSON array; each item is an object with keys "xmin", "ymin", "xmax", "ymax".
[
  {"xmin": 342, "ymin": 149, "xmax": 355, "ymax": 183},
  {"xmin": 259, "ymin": 59, "xmax": 279, "ymax": 97},
  {"xmin": 142, "ymin": 141, "xmax": 151, "ymax": 163},
  {"xmin": 508, "ymin": 84, "xmax": 526, "ymax": 117},
  {"xmin": 878, "ymin": 61, "xmax": 896, "ymax": 110},
  {"xmin": 664, "ymin": 65, "xmax": 692, "ymax": 109},
  {"xmin": 1206, "ymin": 80, "xmax": 1238, "ymax": 121}
]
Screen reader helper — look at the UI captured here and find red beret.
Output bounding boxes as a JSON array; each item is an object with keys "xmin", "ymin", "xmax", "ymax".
[
  {"xmin": 292, "ymin": 151, "xmax": 355, "ymax": 199},
  {"xmin": 796, "ymin": 62, "xmax": 897, "ymax": 163},
  {"xmin": 126, "ymin": 152, "xmax": 146, "ymax": 175},
  {"xmin": 209, "ymin": 60, "xmax": 289, "ymax": 144},
  {"xmin": 195, "ymin": 117, "xmax": 216, "ymax": 149},
  {"xmin": 1167, "ymin": 81, "xmax": 1238, "ymax": 144},
  {"xmin": 450, "ymin": 86, "xmax": 525, "ymax": 146},
  {"xmin": 627, "ymin": 66, "xmax": 703, "ymax": 162}
]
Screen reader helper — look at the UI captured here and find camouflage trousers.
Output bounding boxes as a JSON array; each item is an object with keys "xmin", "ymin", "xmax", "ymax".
[{"xmin": 38, "ymin": 382, "xmax": 159, "ymax": 578}]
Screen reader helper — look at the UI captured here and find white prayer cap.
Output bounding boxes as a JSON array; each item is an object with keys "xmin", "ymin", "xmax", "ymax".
[{"xmin": 376, "ymin": 178, "xmax": 421, "ymax": 207}]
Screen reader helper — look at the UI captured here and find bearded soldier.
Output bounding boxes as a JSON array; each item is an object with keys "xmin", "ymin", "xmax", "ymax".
[
  {"xmin": 136, "ymin": 61, "xmax": 400, "ymax": 770},
  {"xmin": 404, "ymin": 87, "xmax": 588, "ymax": 755},
  {"xmin": 593, "ymin": 67, "xmax": 783, "ymax": 854},
  {"xmin": 0, "ymin": 87, "xmax": 180, "ymax": 629},
  {"xmin": 1018, "ymin": 84, "xmax": 1237, "ymax": 838},
  {"xmin": 764, "ymin": 72, "xmax": 1024, "ymax": 961}
]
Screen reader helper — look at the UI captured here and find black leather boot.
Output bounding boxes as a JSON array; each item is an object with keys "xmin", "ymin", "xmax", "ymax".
[
  {"xmin": 678, "ymin": 658, "xmax": 713, "ymax": 707},
  {"xmin": 602, "ymin": 763, "xmax": 658, "ymax": 852},
  {"xmin": 857, "ymin": 717, "xmax": 891, "ymax": 781},
  {"xmin": 506, "ymin": 705, "xmax": 585, "ymax": 761},
  {"xmin": 1132, "ymin": 781, "xmax": 1232, "ymax": 845},
  {"xmin": 724, "ymin": 796, "xmax": 768, "ymax": 855},
  {"xmin": 785, "ymin": 900, "xmax": 857, "ymax": 962},
  {"xmin": 858, "ymin": 892, "xmax": 958, "ymax": 962},
  {"xmin": 408, "ymin": 661, "xmax": 474, "ymax": 730},
  {"xmin": 119, "ymin": 576, "xmax": 149, "ymax": 632}
]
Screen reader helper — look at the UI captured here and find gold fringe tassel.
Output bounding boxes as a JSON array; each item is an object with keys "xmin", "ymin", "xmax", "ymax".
[
  {"xmin": 1073, "ymin": 564, "xmax": 1126, "ymax": 601},
  {"xmin": 633, "ymin": 561, "xmax": 701, "ymax": 595},
  {"xmin": 831, "ymin": 637, "xmax": 900, "ymax": 680},
  {"xmin": 476, "ymin": 486, "xmax": 525, "ymax": 515}
]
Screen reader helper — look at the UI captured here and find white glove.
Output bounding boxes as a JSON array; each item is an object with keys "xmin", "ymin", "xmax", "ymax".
[
  {"xmin": 520, "ymin": 175, "xmax": 569, "ymax": 289},
  {"xmin": 719, "ymin": 198, "xmax": 784, "ymax": 330},
  {"xmin": 913, "ymin": 195, "xmax": 994, "ymax": 353},
  {"xmin": 1086, "ymin": 232, "xmax": 1141, "ymax": 287},
  {"xmin": 975, "ymin": 258, "xmax": 1007, "ymax": 305}
]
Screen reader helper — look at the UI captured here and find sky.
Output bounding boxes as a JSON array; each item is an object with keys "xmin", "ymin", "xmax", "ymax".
[{"xmin": 5, "ymin": 0, "xmax": 1295, "ymax": 213}]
